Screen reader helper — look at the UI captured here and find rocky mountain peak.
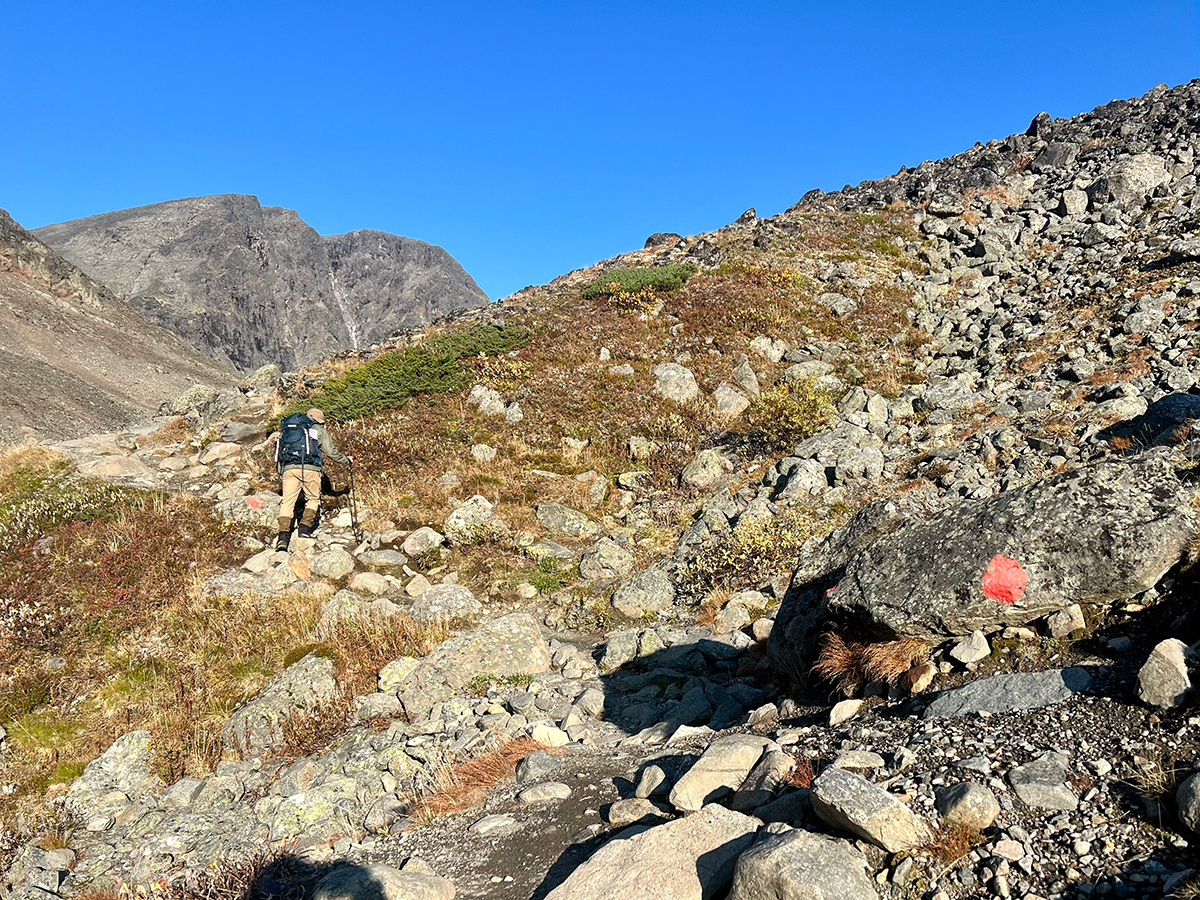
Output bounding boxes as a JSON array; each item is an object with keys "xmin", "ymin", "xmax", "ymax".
[{"xmin": 34, "ymin": 194, "xmax": 489, "ymax": 371}]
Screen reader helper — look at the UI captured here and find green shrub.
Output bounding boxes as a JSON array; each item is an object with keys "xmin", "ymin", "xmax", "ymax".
[
  {"xmin": 281, "ymin": 324, "xmax": 530, "ymax": 423},
  {"xmin": 581, "ymin": 264, "xmax": 697, "ymax": 300},
  {"xmin": 530, "ymin": 557, "xmax": 575, "ymax": 594},
  {"xmin": 745, "ymin": 381, "xmax": 836, "ymax": 454}
]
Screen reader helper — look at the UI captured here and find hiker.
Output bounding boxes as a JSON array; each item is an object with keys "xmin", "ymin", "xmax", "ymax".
[{"xmin": 274, "ymin": 407, "xmax": 351, "ymax": 550}]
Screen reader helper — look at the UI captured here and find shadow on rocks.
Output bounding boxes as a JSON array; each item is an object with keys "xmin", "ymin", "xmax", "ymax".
[{"xmin": 231, "ymin": 856, "xmax": 387, "ymax": 900}]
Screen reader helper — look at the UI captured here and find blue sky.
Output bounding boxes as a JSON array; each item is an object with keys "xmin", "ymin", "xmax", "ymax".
[{"xmin": 3, "ymin": 2, "xmax": 1197, "ymax": 300}]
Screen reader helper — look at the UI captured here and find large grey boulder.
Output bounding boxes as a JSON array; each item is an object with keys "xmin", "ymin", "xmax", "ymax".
[
  {"xmin": 1176, "ymin": 773, "xmax": 1200, "ymax": 836},
  {"xmin": 220, "ymin": 653, "xmax": 340, "ymax": 755},
  {"xmin": 1088, "ymin": 153, "xmax": 1171, "ymax": 209},
  {"xmin": 728, "ymin": 750, "xmax": 795, "ymax": 812},
  {"xmin": 409, "ymin": 583, "xmax": 482, "ymax": 624},
  {"xmin": 536, "ymin": 502, "xmax": 603, "ymax": 538},
  {"xmin": 66, "ymin": 731, "xmax": 165, "ymax": 816},
  {"xmin": 1008, "ymin": 751, "xmax": 1077, "ymax": 811},
  {"xmin": 444, "ymin": 495, "xmax": 508, "ymax": 544},
  {"xmin": 398, "ymin": 613, "xmax": 551, "ymax": 720},
  {"xmin": 669, "ymin": 735, "xmax": 771, "ymax": 812},
  {"xmin": 35, "ymin": 194, "xmax": 488, "ymax": 370},
  {"xmin": 773, "ymin": 455, "xmax": 1197, "ymax": 669},
  {"xmin": 727, "ymin": 829, "xmax": 877, "ymax": 900},
  {"xmin": 312, "ymin": 863, "xmax": 455, "ymax": 900},
  {"xmin": 579, "ymin": 538, "xmax": 635, "ymax": 582},
  {"xmin": 681, "ymin": 449, "xmax": 733, "ymax": 490},
  {"xmin": 1136, "ymin": 638, "xmax": 1192, "ymax": 708},
  {"xmin": 543, "ymin": 804, "xmax": 759, "ymax": 900},
  {"xmin": 810, "ymin": 765, "xmax": 932, "ymax": 852}
]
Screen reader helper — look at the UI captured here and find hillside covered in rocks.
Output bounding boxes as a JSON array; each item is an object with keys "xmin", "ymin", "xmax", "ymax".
[
  {"xmin": 2, "ymin": 80, "xmax": 1200, "ymax": 900},
  {"xmin": 35, "ymin": 195, "xmax": 490, "ymax": 371}
]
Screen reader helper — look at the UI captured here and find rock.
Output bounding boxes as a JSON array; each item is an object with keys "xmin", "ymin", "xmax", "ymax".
[
  {"xmin": 635, "ymin": 765, "xmax": 668, "ymax": 799},
  {"xmin": 668, "ymin": 734, "xmax": 771, "ymax": 812},
  {"xmin": 777, "ymin": 455, "xmax": 1197, "ymax": 656},
  {"xmin": 378, "ymin": 657, "xmax": 419, "ymax": 694},
  {"xmin": 444, "ymin": 495, "xmax": 508, "ymax": 544},
  {"xmin": 810, "ymin": 764, "xmax": 932, "ymax": 852},
  {"xmin": 536, "ymin": 502, "xmax": 602, "ymax": 538},
  {"xmin": 405, "ymin": 574, "xmax": 432, "ymax": 597},
  {"xmin": 727, "ymin": 829, "xmax": 877, "ymax": 900},
  {"xmin": 579, "ymin": 538, "xmax": 635, "ymax": 582},
  {"xmin": 348, "ymin": 571, "xmax": 390, "ymax": 595},
  {"xmin": 713, "ymin": 383, "xmax": 750, "ymax": 419},
  {"xmin": 1007, "ymin": 751, "xmax": 1077, "ymax": 811},
  {"xmin": 935, "ymin": 782, "xmax": 1000, "ymax": 831},
  {"xmin": 1045, "ymin": 603, "xmax": 1085, "ymax": 637},
  {"xmin": 832, "ymin": 751, "xmax": 885, "ymax": 771},
  {"xmin": 467, "ymin": 385, "xmax": 505, "ymax": 416},
  {"xmin": 611, "ymin": 568, "xmax": 675, "ymax": 617},
  {"xmin": 923, "ymin": 667, "xmax": 1093, "ymax": 718},
  {"xmin": 410, "ymin": 584, "xmax": 482, "ymax": 624},
  {"xmin": 516, "ymin": 750, "xmax": 558, "ymax": 784},
  {"xmin": 750, "ymin": 335, "xmax": 787, "ymax": 363},
  {"xmin": 398, "ymin": 613, "xmax": 551, "ymax": 720},
  {"xmin": 949, "ymin": 630, "xmax": 990, "ymax": 665},
  {"xmin": 518, "ymin": 782, "xmax": 572, "ymax": 804},
  {"xmin": 530, "ymin": 723, "xmax": 569, "ymax": 747},
  {"xmin": 606, "ymin": 797, "xmax": 670, "ymax": 827},
  {"xmin": 357, "ymin": 549, "xmax": 408, "ymax": 570},
  {"xmin": 1090, "ymin": 153, "xmax": 1171, "ymax": 208},
  {"xmin": 468, "ymin": 814, "xmax": 519, "ymax": 837},
  {"xmin": 198, "ymin": 441, "xmax": 243, "ymax": 465},
  {"xmin": 753, "ymin": 790, "xmax": 811, "ymax": 825},
  {"xmin": 680, "ymin": 449, "xmax": 733, "ymax": 490},
  {"xmin": 1136, "ymin": 638, "xmax": 1192, "ymax": 708},
  {"xmin": 246, "ymin": 363, "xmax": 283, "ymax": 393},
  {"xmin": 542, "ymin": 804, "xmax": 758, "ymax": 900},
  {"xmin": 733, "ymin": 354, "xmax": 760, "ymax": 399},
  {"xmin": 219, "ymin": 654, "xmax": 339, "ymax": 754},
  {"xmin": 899, "ymin": 662, "xmax": 936, "ymax": 695},
  {"xmin": 401, "ymin": 527, "xmax": 445, "ymax": 558},
  {"xmin": 66, "ymin": 731, "xmax": 165, "ymax": 816},
  {"xmin": 470, "ymin": 443, "xmax": 497, "ymax": 463},
  {"xmin": 1176, "ymin": 773, "xmax": 1200, "ymax": 836},
  {"xmin": 1058, "ymin": 189, "xmax": 1089, "ymax": 217},
  {"xmin": 214, "ymin": 492, "xmax": 283, "ymax": 527},
  {"xmin": 310, "ymin": 548, "xmax": 356, "ymax": 580},
  {"xmin": 728, "ymin": 750, "xmax": 794, "ymax": 812},
  {"xmin": 817, "ymin": 292, "xmax": 859, "ymax": 317},
  {"xmin": 652, "ymin": 363, "xmax": 699, "ymax": 404},
  {"xmin": 829, "ymin": 699, "xmax": 862, "ymax": 726}
]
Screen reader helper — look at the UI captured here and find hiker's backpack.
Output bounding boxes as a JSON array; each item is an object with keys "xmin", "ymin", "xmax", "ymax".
[{"xmin": 276, "ymin": 413, "xmax": 323, "ymax": 469}]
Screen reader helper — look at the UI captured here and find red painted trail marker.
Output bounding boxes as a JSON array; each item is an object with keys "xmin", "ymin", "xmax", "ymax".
[
  {"xmin": 982, "ymin": 555, "xmax": 1027, "ymax": 604},
  {"xmin": 245, "ymin": 497, "xmax": 264, "ymax": 510}
]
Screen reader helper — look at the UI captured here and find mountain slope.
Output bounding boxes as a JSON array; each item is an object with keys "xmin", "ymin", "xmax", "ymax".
[
  {"xmin": 0, "ymin": 209, "xmax": 239, "ymax": 444},
  {"xmin": 34, "ymin": 195, "xmax": 490, "ymax": 371}
]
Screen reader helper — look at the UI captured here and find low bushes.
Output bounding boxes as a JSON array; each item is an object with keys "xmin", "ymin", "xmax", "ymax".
[
  {"xmin": 281, "ymin": 324, "xmax": 530, "ymax": 423},
  {"xmin": 581, "ymin": 264, "xmax": 697, "ymax": 303}
]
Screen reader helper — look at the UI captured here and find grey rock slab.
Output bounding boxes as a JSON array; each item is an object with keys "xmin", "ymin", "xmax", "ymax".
[
  {"xmin": 652, "ymin": 363, "xmax": 699, "ymax": 404},
  {"xmin": 611, "ymin": 568, "xmax": 675, "ymax": 617},
  {"xmin": 922, "ymin": 667, "xmax": 1093, "ymax": 718},
  {"xmin": 1008, "ymin": 751, "xmax": 1077, "ymax": 811},
  {"xmin": 543, "ymin": 804, "xmax": 759, "ymax": 900},
  {"xmin": 309, "ymin": 859, "xmax": 458, "ymax": 900},
  {"xmin": 398, "ymin": 613, "xmax": 551, "ymax": 720},
  {"xmin": 220, "ymin": 653, "xmax": 339, "ymax": 755},
  {"xmin": 935, "ymin": 782, "xmax": 1000, "ymax": 831},
  {"xmin": 469, "ymin": 813, "xmax": 520, "ymax": 837},
  {"xmin": 444, "ymin": 494, "xmax": 508, "ymax": 544},
  {"xmin": 66, "ymin": 731, "xmax": 165, "ymax": 816},
  {"xmin": 668, "ymin": 734, "xmax": 771, "ymax": 812},
  {"xmin": 606, "ymin": 797, "xmax": 671, "ymax": 827},
  {"xmin": 516, "ymin": 750, "xmax": 559, "ymax": 784},
  {"xmin": 357, "ymin": 549, "xmax": 408, "ymax": 569},
  {"xmin": 310, "ymin": 548, "xmax": 355, "ymax": 580},
  {"xmin": 1137, "ymin": 638, "xmax": 1192, "ymax": 708},
  {"xmin": 680, "ymin": 448, "xmax": 733, "ymax": 490},
  {"xmin": 727, "ymin": 828, "xmax": 877, "ymax": 900},
  {"xmin": 579, "ymin": 538, "xmax": 635, "ymax": 582},
  {"xmin": 409, "ymin": 584, "xmax": 481, "ymax": 624},
  {"xmin": 635, "ymin": 764, "xmax": 668, "ymax": 799},
  {"xmin": 713, "ymin": 382, "xmax": 750, "ymax": 419},
  {"xmin": 832, "ymin": 750, "xmax": 886, "ymax": 771},
  {"xmin": 810, "ymin": 764, "xmax": 932, "ymax": 852},
  {"xmin": 811, "ymin": 455, "xmax": 1197, "ymax": 642},
  {"xmin": 536, "ymin": 502, "xmax": 602, "ymax": 538}
]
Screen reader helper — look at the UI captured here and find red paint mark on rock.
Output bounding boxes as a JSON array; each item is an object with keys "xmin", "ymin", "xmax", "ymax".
[
  {"xmin": 982, "ymin": 555, "xmax": 1027, "ymax": 604},
  {"xmin": 245, "ymin": 497, "xmax": 264, "ymax": 510}
]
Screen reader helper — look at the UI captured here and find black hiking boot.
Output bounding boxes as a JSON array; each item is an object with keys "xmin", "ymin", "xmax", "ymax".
[
  {"xmin": 297, "ymin": 522, "xmax": 315, "ymax": 539},
  {"xmin": 275, "ymin": 531, "xmax": 290, "ymax": 552}
]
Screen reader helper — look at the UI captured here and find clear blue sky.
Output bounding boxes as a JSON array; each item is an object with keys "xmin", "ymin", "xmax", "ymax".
[{"xmin": 3, "ymin": 2, "xmax": 1197, "ymax": 300}]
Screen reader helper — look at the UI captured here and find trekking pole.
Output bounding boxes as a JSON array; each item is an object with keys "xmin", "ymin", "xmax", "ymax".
[{"xmin": 348, "ymin": 460, "xmax": 361, "ymax": 543}]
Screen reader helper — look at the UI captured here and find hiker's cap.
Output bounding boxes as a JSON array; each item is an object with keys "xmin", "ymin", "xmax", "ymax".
[{"xmin": 306, "ymin": 408, "xmax": 326, "ymax": 423}]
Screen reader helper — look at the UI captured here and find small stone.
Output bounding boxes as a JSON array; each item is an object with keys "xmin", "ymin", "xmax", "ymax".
[
  {"xmin": 830, "ymin": 699, "xmax": 863, "ymax": 726},
  {"xmin": 606, "ymin": 797, "xmax": 669, "ymax": 827},
  {"xmin": 1137, "ymin": 638, "xmax": 1192, "ymax": 708},
  {"xmin": 469, "ymin": 813, "xmax": 519, "ymax": 836},
  {"xmin": 935, "ymin": 782, "xmax": 1000, "ymax": 831},
  {"xmin": 949, "ymin": 630, "xmax": 990, "ymax": 665},
  {"xmin": 1045, "ymin": 604, "xmax": 1085, "ymax": 638},
  {"xmin": 530, "ymin": 723, "xmax": 569, "ymax": 747},
  {"xmin": 635, "ymin": 765, "xmax": 668, "ymax": 799},
  {"xmin": 518, "ymin": 782, "xmax": 572, "ymax": 804}
]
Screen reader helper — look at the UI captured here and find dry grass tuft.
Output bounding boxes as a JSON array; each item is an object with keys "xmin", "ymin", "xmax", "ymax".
[
  {"xmin": 145, "ymin": 416, "xmax": 193, "ymax": 445},
  {"xmin": 0, "ymin": 445, "xmax": 64, "ymax": 489},
  {"xmin": 786, "ymin": 757, "xmax": 816, "ymax": 789},
  {"xmin": 924, "ymin": 822, "xmax": 987, "ymax": 866},
  {"xmin": 411, "ymin": 738, "xmax": 549, "ymax": 823},
  {"xmin": 812, "ymin": 633, "xmax": 931, "ymax": 696}
]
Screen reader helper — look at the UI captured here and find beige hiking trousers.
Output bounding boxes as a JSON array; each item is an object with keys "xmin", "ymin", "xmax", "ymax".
[{"xmin": 279, "ymin": 465, "xmax": 321, "ymax": 531}]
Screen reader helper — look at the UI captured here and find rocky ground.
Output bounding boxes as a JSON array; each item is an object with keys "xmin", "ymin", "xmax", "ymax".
[{"xmin": 3, "ymin": 80, "xmax": 1200, "ymax": 900}]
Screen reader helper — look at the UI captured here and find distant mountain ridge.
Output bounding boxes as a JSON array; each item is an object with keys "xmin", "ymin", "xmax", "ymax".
[
  {"xmin": 0, "ymin": 208, "xmax": 239, "ymax": 444},
  {"xmin": 35, "ymin": 194, "xmax": 490, "ymax": 370}
]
